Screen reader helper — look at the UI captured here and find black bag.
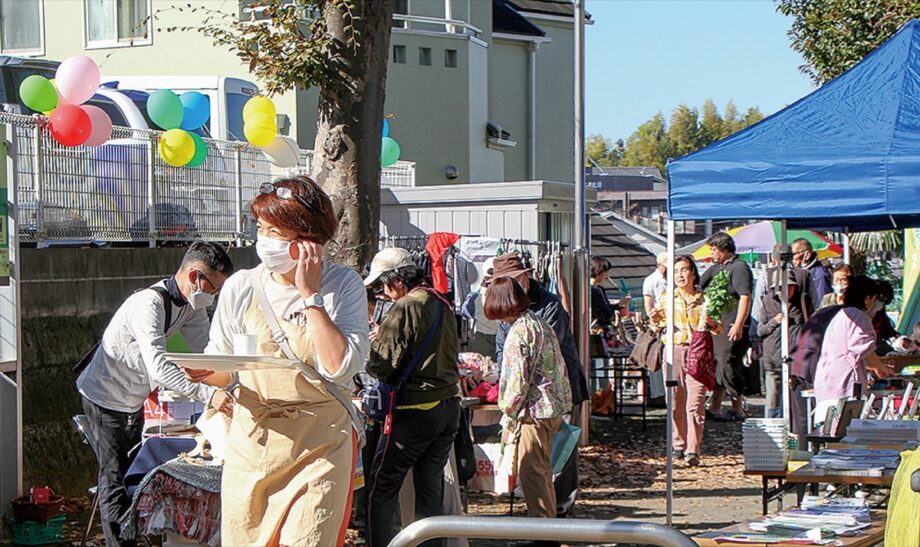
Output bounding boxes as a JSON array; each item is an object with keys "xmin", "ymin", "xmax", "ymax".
[
  {"xmin": 629, "ymin": 329, "xmax": 662, "ymax": 371},
  {"xmin": 363, "ymin": 296, "xmax": 444, "ymax": 431},
  {"xmin": 454, "ymin": 408, "xmax": 477, "ymax": 483},
  {"xmin": 72, "ymin": 286, "xmax": 173, "ymax": 376}
]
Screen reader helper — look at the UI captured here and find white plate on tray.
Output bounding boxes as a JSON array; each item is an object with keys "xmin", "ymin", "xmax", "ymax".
[{"xmin": 165, "ymin": 353, "xmax": 299, "ymax": 372}]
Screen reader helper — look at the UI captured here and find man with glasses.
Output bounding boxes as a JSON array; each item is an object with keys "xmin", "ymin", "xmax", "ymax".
[
  {"xmin": 792, "ymin": 238, "xmax": 832, "ymax": 308},
  {"xmin": 75, "ymin": 241, "xmax": 234, "ymax": 546}
]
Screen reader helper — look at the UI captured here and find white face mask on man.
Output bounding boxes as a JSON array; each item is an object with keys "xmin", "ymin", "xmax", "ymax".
[
  {"xmin": 256, "ymin": 235, "xmax": 297, "ymax": 273},
  {"xmin": 188, "ymin": 273, "xmax": 215, "ymax": 310}
]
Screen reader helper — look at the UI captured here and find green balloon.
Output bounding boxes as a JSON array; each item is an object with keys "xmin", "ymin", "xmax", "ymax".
[
  {"xmin": 187, "ymin": 133, "xmax": 208, "ymax": 168},
  {"xmin": 19, "ymin": 75, "xmax": 57, "ymax": 113},
  {"xmin": 381, "ymin": 136, "xmax": 401, "ymax": 167},
  {"xmin": 147, "ymin": 89, "xmax": 183, "ymax": 130}
]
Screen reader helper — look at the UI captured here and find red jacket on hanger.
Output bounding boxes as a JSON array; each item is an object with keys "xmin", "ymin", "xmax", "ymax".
[{"xmin": 425, "ymin": 232, "xmax": 460, "ymax": 294}]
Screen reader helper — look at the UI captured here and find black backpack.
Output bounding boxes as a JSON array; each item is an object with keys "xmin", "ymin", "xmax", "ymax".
[{"xmin": 73, "ymin": 285, "xmax": 174, "ymax": 376}]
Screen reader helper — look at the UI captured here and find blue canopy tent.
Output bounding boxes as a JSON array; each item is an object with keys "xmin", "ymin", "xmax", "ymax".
[
  {"xmin": 661, "ymin": 19, "xmax": 920, "ymax": 522},
  {"xmin": 668, "ymin": 19, "xmax": 920, "ymax": 232}
]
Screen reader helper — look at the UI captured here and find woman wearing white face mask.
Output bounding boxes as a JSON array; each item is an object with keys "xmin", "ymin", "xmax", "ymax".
[
  {"xmin": 188, "ymin": 176, "xmax": 370, "ymax": 546},
  {"xmin": 821, "ymin": 263, "xmax": 853, "ymax": 308}
]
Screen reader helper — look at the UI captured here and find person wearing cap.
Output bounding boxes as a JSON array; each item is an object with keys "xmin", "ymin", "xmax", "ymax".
[
  {"xmin": 643, "ymin": 252, "xmax": 669, "ymax": 315},
  {"xmin": 757, "ymin": 270, "xmax": 805, "ymax": 418},
  {"xmin": 488, "ymin": 253, "xmax": 588, "ymax": 518},
  {"xmin": 364, "ymin": 246, "xmax": 461, "ymax": 547}
]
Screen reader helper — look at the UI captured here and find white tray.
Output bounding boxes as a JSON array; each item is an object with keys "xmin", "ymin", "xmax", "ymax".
[{"xmin": 165, "ymin": 353, "xmax": 299, "ymax": 372}]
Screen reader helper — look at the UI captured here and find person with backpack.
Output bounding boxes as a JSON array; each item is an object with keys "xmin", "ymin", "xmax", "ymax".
[
  {"xmin": 364, "ymin": 247, "xmax": 461, "ymax": 547},
  {"xmin": 75, "ymin": 241, "xmax": 234, "ymax": 547}
]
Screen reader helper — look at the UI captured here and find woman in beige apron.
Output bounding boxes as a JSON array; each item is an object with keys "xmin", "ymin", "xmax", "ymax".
[{"xmin": 191, "ymin": 177, "xmax": 370, "ymax": 546}]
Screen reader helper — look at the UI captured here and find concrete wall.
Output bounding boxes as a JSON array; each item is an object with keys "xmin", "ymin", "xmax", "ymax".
[
  {"xmin": 530, "ymin": 18, "xmax": 575, "ymax": 184},
  {"xmin": 19, "ymin": 246, "xmax": 257, "ymax": 495},
  {"xmin": 489, "ymin": 39, "xmax": 530, "ymax": 182}
]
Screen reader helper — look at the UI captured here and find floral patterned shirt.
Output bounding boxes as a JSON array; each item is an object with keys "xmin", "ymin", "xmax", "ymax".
[{"xmin": 499, "ymin": 311, "xmax": 572, "ymax": 420}]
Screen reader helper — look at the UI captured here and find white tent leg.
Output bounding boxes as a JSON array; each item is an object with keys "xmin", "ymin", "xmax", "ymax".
[
  {"xmin": 843, "ymin": 228, "xmax": 851, "ymax": 264},
  {"xmin": 665, "ymin": 220, "xmax": 676, "ymax": 526},
  {"xmin": 780, "ymin": 220, "xmax": 790, "ymax": 421}
]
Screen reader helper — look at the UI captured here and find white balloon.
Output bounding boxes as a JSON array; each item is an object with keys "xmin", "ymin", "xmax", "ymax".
[{"xmin": 261, "ymin": 135, "xmax": 300, "ymax": 168}]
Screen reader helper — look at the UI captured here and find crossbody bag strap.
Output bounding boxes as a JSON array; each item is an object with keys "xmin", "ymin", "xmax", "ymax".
[
  {"xmin": 394, "ymin": 290, "xmax": 444, "ymax": 390},
  {"xmin": 247, "ymin": 270, "xmax": 365, "ymax": 442},
  {"xmin": 149, "ymin": 286, "xmax": 174, "ymax": 333}
]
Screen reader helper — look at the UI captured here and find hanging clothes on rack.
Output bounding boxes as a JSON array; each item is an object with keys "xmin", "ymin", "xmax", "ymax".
[{"xmin": 458, "ymin": 237, "xmax": 500, "ymax": 263}]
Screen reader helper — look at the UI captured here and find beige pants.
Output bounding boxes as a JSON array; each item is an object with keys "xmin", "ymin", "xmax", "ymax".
[
  {"xmin": 510, "ymin": 416, "xmax": 562, "ymax": 518},
  {"xmin": 668, "ymin": 344, "xmax": 707, "ymax": 455}
]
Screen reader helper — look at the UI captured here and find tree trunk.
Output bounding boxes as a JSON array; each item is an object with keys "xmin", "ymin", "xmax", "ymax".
[{"xmin": 311, "ymin": 0, "xmax": 393, "ymax": 271}]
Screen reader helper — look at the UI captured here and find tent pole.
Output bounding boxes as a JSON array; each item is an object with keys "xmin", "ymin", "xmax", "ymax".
[
  {"xmin": 665, "ymin": 219, "xmax": 676, "ymax": 526},
  {"xmin": 843, "ymin": 228, "xmax": 851, "ymax": 264},
  {"xmin": 573, "ymin": 0, "xmax": 590, "ymax": 446},
  {"xmin": 780, "ymin": 220, "xmax": 790, "ymax": 421}
]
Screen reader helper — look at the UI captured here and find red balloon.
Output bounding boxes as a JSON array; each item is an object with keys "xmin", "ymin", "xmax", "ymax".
[{"xmin": 49, "ymin": 104, "xmax": 92, "ymax": 146}]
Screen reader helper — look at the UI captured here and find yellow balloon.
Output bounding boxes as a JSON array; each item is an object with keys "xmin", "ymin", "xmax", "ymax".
[
  {"xmin": 42, "ymin": 109, "xmax": 54, "ymax": 116},
  {"xmin": 158, "ymin": 129, "xmax": 195, "ymax": 166},
  {"xmin": 244, "ymin": 112, "xmax": 277, "ymax": 147},
  {"xmin": 243, "ymin": 96, "xmax": 276, "ymax": 122}
]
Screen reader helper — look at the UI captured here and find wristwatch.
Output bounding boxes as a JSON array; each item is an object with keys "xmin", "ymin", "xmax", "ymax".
[{"xmin": 302, "ymin": 293, "xmax": 325, "ymax": 309}]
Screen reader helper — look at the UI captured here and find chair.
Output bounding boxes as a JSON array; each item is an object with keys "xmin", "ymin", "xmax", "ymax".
[{"xmin": 72, "ymin": 415, "xmax": 100, "ymax": 547}]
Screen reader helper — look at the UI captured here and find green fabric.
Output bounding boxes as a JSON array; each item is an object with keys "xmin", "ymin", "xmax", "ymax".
[
  {"xmin": 166, "ymin": 332, "xmax": 190, "ymax": 353},
  {"xmin": 367, "ymin": 289, "xmax": 460, "ymax": 406},
  {"xmin": 885, "ymin": 448, "xmax": 920, "ymax": 546}
]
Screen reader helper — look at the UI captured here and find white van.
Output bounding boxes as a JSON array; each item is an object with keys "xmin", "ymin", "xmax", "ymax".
[{"xmin": 101, "ymin": 76, "xmax": 260, "ymax": 141}]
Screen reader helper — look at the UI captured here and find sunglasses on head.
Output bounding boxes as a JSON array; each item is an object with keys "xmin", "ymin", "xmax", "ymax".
[{"xmin": 260, "ymin": 181, "xmax": 311, "ymax": 209}]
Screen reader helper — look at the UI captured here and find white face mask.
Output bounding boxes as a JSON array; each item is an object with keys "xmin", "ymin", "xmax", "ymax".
[
  {"xmin": 188, "ymin": 275, "xmax": 215, "ymax": 310},
  {"xmin": 256, "ymin": 235, "xmax": 296, "ymax": 273},
  {"xmin": 833, "ymin": 284, "xmax": 846, "ymax": 296}
]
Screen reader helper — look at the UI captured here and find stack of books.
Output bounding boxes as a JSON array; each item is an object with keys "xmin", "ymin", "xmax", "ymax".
[
  {"xmin": 743, "ymin": 419, "xmax": 788, "ymax": 471},
  {"xmin": 843, "ymin": 419, "xmax": 920, "ymax": 445},
  {"xmin": 808, "ymin": 448, "xmax": 901, "ymax": 477}
]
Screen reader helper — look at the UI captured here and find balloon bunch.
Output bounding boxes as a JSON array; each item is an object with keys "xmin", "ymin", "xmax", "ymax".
[
  {"xmin": 147, "ymin": 90, "xmax": 211, "ymax": 167},
  {"xmin": 381, "ymin": 119, "xmax": 401, "ymax": 167},
  {"xmin": 243, "ymin": 96, "xmax": 300, "ymax": 169},
  {"xmin": 19, "ymin": 56, "xmax": 113, "ymax": 147}
]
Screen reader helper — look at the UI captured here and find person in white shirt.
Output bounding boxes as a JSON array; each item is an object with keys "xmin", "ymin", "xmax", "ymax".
[
  {"xmin": 643, "ymin": 252, "xmax": 668, "ymax": 315},
  {"xmin": 188, "ymin": 176, "xmax": 370, "ymax": 546},
  {"xmin": 76, "ymin": 241, "xmax": 234, "ymax": 547}
]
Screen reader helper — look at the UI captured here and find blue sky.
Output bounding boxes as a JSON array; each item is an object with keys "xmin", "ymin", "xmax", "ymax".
[{"xmin": 586, "ymin": 0, "xmax": 816, "ymax": 142}]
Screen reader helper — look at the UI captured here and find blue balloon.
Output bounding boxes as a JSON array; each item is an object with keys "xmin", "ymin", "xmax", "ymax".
[
  {"xmin": 382, "ymin": 118, "xmax": 389, "ymax": 138},
  {"xmin": 179, "ymin": 92, "xmax": 210, "ymax": 130}
]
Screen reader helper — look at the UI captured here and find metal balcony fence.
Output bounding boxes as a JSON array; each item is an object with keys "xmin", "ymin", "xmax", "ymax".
[{"xmin": 2, "ymin": 113, "xmax": 415, "ymax": 246}]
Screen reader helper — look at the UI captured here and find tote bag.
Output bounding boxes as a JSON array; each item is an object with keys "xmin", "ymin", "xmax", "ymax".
[{"xmin": 686, "ymin": 330, "xmax": 716, "ymax": 390}]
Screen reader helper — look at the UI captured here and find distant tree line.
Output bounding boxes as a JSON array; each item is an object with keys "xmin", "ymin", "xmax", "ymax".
[{"xmin": 587, "ymin": 99, "xmax": 764, "ymax": 177}]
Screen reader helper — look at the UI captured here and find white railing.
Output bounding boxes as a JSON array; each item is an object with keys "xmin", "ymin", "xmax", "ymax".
[
  {"xmin": 392, "ymin": 13, "xmax": 482, "ymax": 38},
  {"xmin": 2, "ymin": 113, "xmax": 414, "ymax": 245}
]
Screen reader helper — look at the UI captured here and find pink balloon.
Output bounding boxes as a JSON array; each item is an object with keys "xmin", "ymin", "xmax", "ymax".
[
  {"xmin": 55, "ymin": 56, "xmax": 100, "ymax": 105},
  {"xmin": 82, "ymin": 105, "xmax": 112, "ymax": 146}
]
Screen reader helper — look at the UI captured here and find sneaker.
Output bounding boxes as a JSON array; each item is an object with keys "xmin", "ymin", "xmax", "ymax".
[
  {"xmin": 673, "ymin": 450, "xmax": 685, "ymax": 460},
  {"xmin": 685, "ymin": 453, "xmax": 701, "ymax": 466}
]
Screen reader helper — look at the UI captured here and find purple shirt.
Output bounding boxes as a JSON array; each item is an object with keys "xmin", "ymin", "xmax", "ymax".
[{"xmin": 813, "ymin": 307, "xmax": 876, "ymax": 403}]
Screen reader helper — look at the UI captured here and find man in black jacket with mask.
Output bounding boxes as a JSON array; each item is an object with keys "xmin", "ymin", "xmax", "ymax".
[{"xmin": 489, "ymin": 253, "xmax": 588, "ymax": 518}]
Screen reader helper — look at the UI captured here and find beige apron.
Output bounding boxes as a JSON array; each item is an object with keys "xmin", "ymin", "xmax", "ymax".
[{"xmin": 221, "ymin": 294, "xmax": 355, "ymax": 547}]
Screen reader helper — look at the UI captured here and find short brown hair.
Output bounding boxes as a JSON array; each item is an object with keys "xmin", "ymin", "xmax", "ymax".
[
  {"xmin": 250, "ymin": 176, "xmax": 338, "ymax": 244},
  {"xmin": 483, "ymin": 277, "xmax": 530, "ymax": 320},
  {"xmin": 591, "ymin": 257, "xmax": 611, "ymax": 278}
]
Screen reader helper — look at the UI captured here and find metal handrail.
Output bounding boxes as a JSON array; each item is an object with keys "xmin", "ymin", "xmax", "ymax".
[{"xmin": 387, "ymin": 516, "xmax": 698, "ymax": 547}]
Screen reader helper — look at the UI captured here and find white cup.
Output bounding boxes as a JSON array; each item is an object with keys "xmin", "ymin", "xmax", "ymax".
[{"xmin": 233, "ymin": 334, "xmax": 259, "ymax": 356}]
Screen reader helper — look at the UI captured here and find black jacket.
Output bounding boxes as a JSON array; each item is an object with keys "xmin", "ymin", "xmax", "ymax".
[{"xmin": 495, "ymin": 281, "xmax": 589, "ymax": 407}]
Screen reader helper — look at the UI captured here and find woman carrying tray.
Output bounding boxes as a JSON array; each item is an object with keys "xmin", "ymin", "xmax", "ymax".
[{"xmin": 186, "ymin": 176, "xmax": 369, "ymax": 546}]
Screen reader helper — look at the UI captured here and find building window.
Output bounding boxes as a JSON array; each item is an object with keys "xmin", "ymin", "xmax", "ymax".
[
  {"xmin": 0, "ymin": 0, "xmax": 43, "ymax": 55},
  {"xmin": 85, "ymin": 0, "xmax": 151, "ymax": 48},
  {"xmin": 444, "ymin": 49, "xmax": 457, "ymax": 68},
  {"xmin": 419, "ymin": 47, "xmax": 431, "ymax": 66},
  {"xmin": 392, "ymin": 0, "xmax": 408, "ymax": 28},
  {"xmin": 393, "ymin": 45, "xmax": 406, "ymax": 64}
]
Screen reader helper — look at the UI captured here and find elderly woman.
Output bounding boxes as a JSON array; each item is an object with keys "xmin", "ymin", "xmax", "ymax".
[
  {"xmin": 484, "ymin": 276, "xmax": 571, "ymax": 520},
  {"xmin": 190, "ymin": 176, "xmax": 369, "ymax": 546},
  {"xmin": 813, "ymin": 276, "xmax": 894, "ymax": 424},
  {"xmin": 821, "ymin": 264, "xmax": 853, "ymax": 308},
  {"xmin": 650, "ymin": 255, "xmax": 721, "ymax": 467}
]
